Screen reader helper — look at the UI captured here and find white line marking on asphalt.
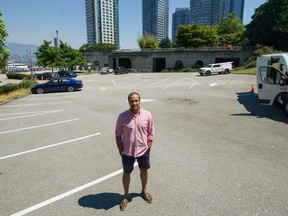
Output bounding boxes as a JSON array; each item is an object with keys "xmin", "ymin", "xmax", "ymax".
[
  {"xmin": 0, "ymin": 102, "xmax": 72, "ymax": 108},
  {"xmin": 141, "ymin": 99, "xmax": 158, "ymax": 102},
  {"xmin": 0, "ymin": 110, "xmax": 62, "ymax": 116},
  {"xmin": 0, "ymin": 103, "xmax": 46, "ymax": 107},
  {"xmin": 163, "ymin": 78, "xmax": 186, "ymax": 90},
  {"xmin": 188, "ymin": 79, "xmax": 198, "ymax": 89},
  {"xmin": 210, "ymin": 83, "xmax": 218, "ymax": 87},
  {"xmin": 111, "ymin": 79, "xmax": 117, "ymax": 86},
  {"xmin": 0, "ymin": 110, "xmax": 64, "ymax": 121},
  {"xmin": 145, "ymin": 78, "xmax": 170, "ymax": 88},
  {"xmin": 10, "ymin": 163, "xmax": 138, "ymax": 216},
  {"xmin": 20, "ymin": 96, "xmax": 75, "ymax": 100},
  {"xmin": 0, "ymin": 118, "xmax": 79, "ymax": 135},
  {"xmin": 0, "ymin": 133, "xmax": 100, "ymax": 160}
]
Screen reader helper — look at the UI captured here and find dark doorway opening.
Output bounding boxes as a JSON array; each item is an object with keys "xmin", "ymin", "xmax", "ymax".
[
  {"xmin": 153, "ymin": 58, "xmax": 166, "ymax": 72},
  {"xmin": 119, "ymin": 58, "xmax": 131, "ymax": 68}
]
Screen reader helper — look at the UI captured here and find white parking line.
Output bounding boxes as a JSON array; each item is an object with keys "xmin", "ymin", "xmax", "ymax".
[
  {"xmin": 0, "ymin": 110, "xmax": 63, "ymax": 116},
  {"xmin": 0, "ymin": 101, "xmax": 72, "ymax": 108},
  {"xmin": 111, "ymin": 79, "xmax": 117, "ymax": 86},
  {"xmin": 10, "ymin": 162, "xmax": 138, "ymax": 216},
  {"xmin": 0, "ymin": 132, "xmax": 100, "ymax": 160},
  {"xmin": 163, "ymin": 77, "xmax": 189, "ymax": 90},
  {"xmin": 188, "ymin": 79, "xmax": 198, "ymax": 89},
  {"xmin": 0, "ymin": 110, "xmax": 64, "ymax": 121},
  {"xmin": 0, "ymin": 118, "xmax": 79, "ymax": 135}
]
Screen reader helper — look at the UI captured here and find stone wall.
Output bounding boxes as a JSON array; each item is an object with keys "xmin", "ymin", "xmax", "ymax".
[{"xmin": 83, "ymin": 47, "xmax": 254, "ymax": 72}]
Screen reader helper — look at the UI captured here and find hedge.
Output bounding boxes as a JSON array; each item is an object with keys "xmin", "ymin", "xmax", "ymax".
[{"xmin": 0, "ymin": 80, "xmax": 36, "ymax": 95}]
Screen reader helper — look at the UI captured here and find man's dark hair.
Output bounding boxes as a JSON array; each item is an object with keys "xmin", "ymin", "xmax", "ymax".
[{"xmin": 128, "ymin": 92, "xmax": 140, "ymax": 101}]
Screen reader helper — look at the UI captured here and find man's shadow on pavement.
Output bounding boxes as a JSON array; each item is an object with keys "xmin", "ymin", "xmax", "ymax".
[{"xmin": 78, "ymin": 192, "xmax": 139, "ymax": 210}]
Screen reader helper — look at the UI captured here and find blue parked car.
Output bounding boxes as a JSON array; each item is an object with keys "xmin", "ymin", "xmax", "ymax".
[
  {"xmin": 31, "ymin": 77, "xmax": 83, "ymax": 94},
  {"xmin": 57, "ymin": 70, "xmax": 77, "ymax": 78}
]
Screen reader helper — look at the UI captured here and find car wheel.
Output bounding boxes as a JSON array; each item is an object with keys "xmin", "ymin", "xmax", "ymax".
[
  {"xmin": 67, "ymin": 86, "xmax": 74, "ymax": 92},
  {"xmin": 225, "ymin": 69, "xmax": 229, "ymax": 74},
  {"xmin": 207, "ymin": 71, "xmax": 211, "ymax": 76},
  {"xmin": 36, "ymin": 88, "xmax": 44, "ymax": 94},
  {"xmin": 285, "ymin": 103, "xmax": 288, "ymax": 116}
]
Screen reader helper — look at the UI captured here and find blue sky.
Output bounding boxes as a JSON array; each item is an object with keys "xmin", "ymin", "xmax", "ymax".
[{"xmin": 1, "ymin": 0, "xmax": 267, "ymax": 49}]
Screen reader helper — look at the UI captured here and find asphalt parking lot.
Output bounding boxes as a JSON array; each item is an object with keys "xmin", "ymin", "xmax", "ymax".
[{"xmin": 1, "ymin": 72, "xmax": 287, "ymax": 216}]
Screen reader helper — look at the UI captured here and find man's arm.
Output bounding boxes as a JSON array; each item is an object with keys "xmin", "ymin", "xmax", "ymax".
[
  {"xmin": 116, "ymin": 136, "xmax": 123, "ymax": 155},
  {"xmin": 147, "ymin": 140, "xmax": 153, "ymax": 150}
]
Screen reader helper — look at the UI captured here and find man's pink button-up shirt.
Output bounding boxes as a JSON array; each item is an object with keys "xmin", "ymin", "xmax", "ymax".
[{"xmin": 115, "ymin": 108, "xmax": 154, "ymax": 157}]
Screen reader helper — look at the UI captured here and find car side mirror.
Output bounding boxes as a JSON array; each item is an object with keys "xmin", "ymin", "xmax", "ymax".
[{"xmin": 280, "ymin": 78, "xmax": 287, "ymax": 86}]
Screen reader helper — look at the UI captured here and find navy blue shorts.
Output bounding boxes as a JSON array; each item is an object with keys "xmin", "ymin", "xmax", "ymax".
[{"xmin": 122, "ymin": 149, "xmax": 150, "ymax": 174}]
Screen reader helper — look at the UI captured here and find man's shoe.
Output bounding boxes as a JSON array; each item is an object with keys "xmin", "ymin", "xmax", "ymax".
[
  {"xmin": 141, "ymin": 192, "xmax": 152, "ymax": 204},
  {"xmin": 120, "ymin": 198, "xmax": 128, "ymax": 211}
]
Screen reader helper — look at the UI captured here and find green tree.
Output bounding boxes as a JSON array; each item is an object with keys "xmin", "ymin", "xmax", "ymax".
[
  {"xmin": 138, "ymin": 32, "xmax": 158, "ymax": 49},
  {"xmin": 217, "ymin": 13, "xmax": 245, "ymax": 35},
  {"xmin": 217, "ymin": 12, "xmax": 246, "ymax": 46},
  {"xmin": 59, "ymin": 41, "xmax": 86, "ymax": 69},
  {"xmin": 79, "ymin": 43, "xmax": 118, "ymax": 52},
  {"xmin": 159, "ymin": 37, "xmax": 172, "ymax": 48},
  {"xmin": 0, "ymin": 12, "xmax": 10, "ymax": 74},
  {"xmin": 246, "ymin": 0, "xmax": 288, "ymax": 51},
  {"xmin": 176, "ymin": 24, "xmax": 218, "ymax": 47},
  {"xmin": 36, "ymin": 40, "xmax": 86, "ymax": 70},
  {"xmin": 35, "ymin": 40, "xmax": 63, "ymax": 71}
]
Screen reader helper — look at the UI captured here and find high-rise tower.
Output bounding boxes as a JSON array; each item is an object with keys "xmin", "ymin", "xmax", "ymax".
[
  {"xmin": 172, "ymin": 7, "xmax": 190, "ymax": 43},
  {"xmin": 142, "ymin": 0, "xmax": 169, "ymax": 43},
  {"xmin": 85, "ymin": 0, "xmax": 119, "ymax": 47},
  {"xmin": 190, "ymin": 0, "xmax": 225, "ymax": 26},
  {"xmin": 224, "ymin": 0, "xmax": 245, "ymax": 20}
]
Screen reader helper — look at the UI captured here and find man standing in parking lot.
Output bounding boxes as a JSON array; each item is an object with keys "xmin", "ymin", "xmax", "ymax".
[{"xmin": 115, "ymin": 92, "xmax": 154, "ymax": 211}]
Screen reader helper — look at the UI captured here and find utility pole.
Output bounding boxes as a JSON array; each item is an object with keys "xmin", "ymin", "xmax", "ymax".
[
  {"xmin": 54, "ymin": 30, "xmax": 59, "ymax": 48},
  {"xmin": 26, "ymin": 46, "xmax": 33, "ymax": 80}
]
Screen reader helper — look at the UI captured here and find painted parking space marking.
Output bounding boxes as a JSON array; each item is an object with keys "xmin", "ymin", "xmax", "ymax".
[
  {"xmin": 0, "ymin": 101, "xmax": 72, "ymax": 108},
  {"xmin": 0, "ymin": 132, "xmax": 101, "ymax": 160},
  {"xmin": 210, "ymin": 82, "xmax": 218, "ymax": 87},
  {"xmin": 10, "ymin": 162, "xmax": 138, "ymax": 216},
  {"xmin": 20, "ymin": 96, "xmax": 75, "ymax": 100},
  {"xmin": 0, "ymin": 118, "xmax": 79, "ymax": 135},
  {"xmin": 163, "ymin": 78, "xmax": 187, "ymax": 90},
  {"xmin": 0, "ymin": 110, "xmax": 64, "ymax": 121}
]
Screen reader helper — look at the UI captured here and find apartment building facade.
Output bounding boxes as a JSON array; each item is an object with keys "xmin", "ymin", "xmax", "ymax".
[
  {"xmin": 189, "ymin": 0, "xmax": 245, "ymax": 26},
  {"xmin": 172, "ymin": 7, "xmax": 190, "ymax": 43},
  {"xmin": 85, "ymin": 0, "xmax": 119, "ymax": 47},
  {"xmin": 142, "ymin": 0, "xmax": 169, "ymax": 43}
]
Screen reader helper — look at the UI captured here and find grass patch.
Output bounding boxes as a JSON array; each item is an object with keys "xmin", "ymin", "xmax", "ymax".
[
  {"xmin": 0, "ymin": 88, "xmax": 31, "ymax": 104},
  {"xmin": 232, "ymin": 66, "xmax": 256, "ymax": 75}
]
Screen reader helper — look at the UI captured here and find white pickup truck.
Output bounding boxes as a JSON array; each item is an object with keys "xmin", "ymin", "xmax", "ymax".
[
  {"xmin": 256, "ymin": 53, "xmax": 288, "ymax": 115},
  {"xmin": 198, "ymin": 62, "xmax": 233, "ymax": 76}
]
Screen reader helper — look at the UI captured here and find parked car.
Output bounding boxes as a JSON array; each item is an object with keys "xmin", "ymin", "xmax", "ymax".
[
  {"xmin": 31, "ymin": 77, "xmax": 83, "ymax": 94},
  {"xmin": 57, "ymin": 70, "xmax": 77, "ymax": 78},
  {"xmin": 100, "ymin": 67, "xmax": 114, "ymax": 74},
  {"xmin": 114, "ymin": 66, "xmax": 129, "ymax": 75},
  {"xmin": 33, "ymin": 72, "xmax": 58, "ymax": 80}
]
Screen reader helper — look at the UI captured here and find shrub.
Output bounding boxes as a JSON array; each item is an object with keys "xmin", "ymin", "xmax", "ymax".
[
  {"xmin": 0, "ymin": 80, "xmax": 36, "ymax": 95},
  {"xmin": 6, "ymin": 73, "xmax": 33, "ymax": 80}
]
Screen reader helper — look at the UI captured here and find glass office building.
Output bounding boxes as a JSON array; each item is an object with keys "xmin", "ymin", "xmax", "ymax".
[
  {"xmin": 190, "ymin": 0, "xmax": 224, "ymax": 26},
  {"xmin": 142, "ymin": 0, "xmax": 169, "ymax": 43},
  {"xmin": 85, "ymin": 0, "xmax": 119, "ymax": 47},
  {"xmin": 224, "ymin": 0, "xmax": 245, "ymax": 20},
  {"xmin": 172, "ymin": 7, "xmax": 190, "ymax": 43}
]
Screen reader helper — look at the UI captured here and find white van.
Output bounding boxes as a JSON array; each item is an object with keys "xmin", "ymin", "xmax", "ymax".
[{"xmin": 256, "ymin": 53, "xmax": 288, "ymax": 115}]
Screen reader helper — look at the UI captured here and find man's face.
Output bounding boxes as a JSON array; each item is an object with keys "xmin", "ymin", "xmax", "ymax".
[{"xmin": 129, "ymin": 94, "xmax": 140, "ymax": 113}]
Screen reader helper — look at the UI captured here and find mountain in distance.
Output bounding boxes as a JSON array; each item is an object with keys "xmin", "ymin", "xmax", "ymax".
[{"xmin": 7, "ymin": 42, "xmax": 38, "ymax": 56}]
